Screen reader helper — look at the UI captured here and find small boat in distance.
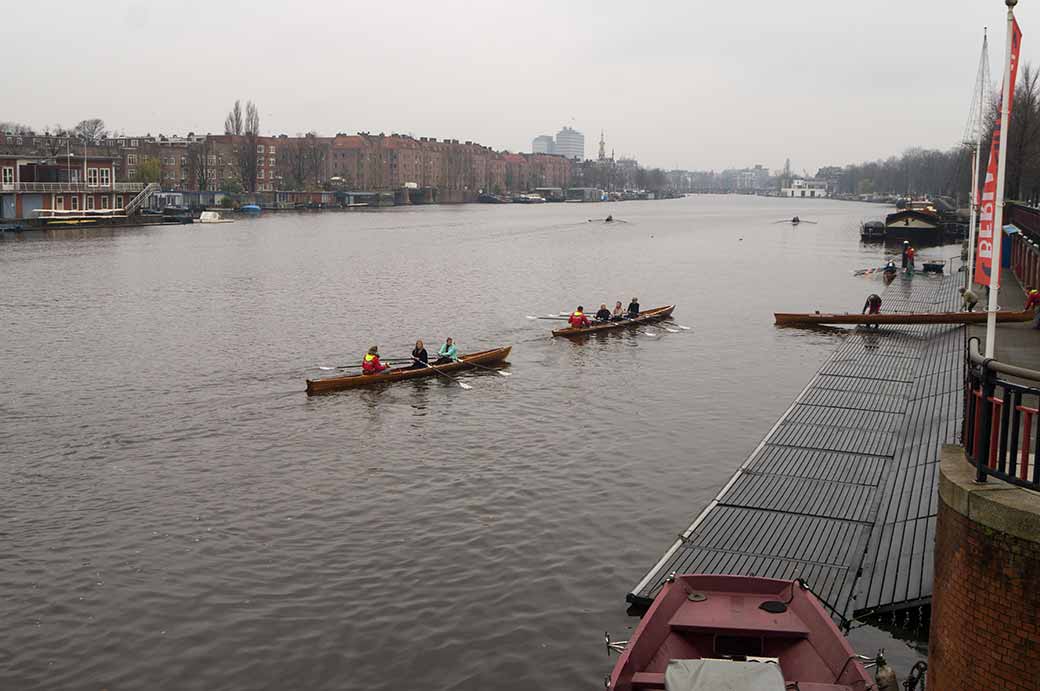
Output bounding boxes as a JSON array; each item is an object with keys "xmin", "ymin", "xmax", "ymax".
[
  {"xmin": 238, "ymin": 204, "xmax": 262, "ymax": 215},
  {"xmin": 196, "ymin": 211, "xmax": 234, "ymax": 224},
  {"xmin": 477, "ymin": 193, "xmax": 511, "ymax": 204},
  {"xmin": 774, "ymin": 309, "xmax": 1033, "ymax": 327},
  {"xmin": 552, "ymin": 305, "xmax": 675, "ymax": 337},
  {"xmin": 305, "ymin": 346, "xmax": 511, "ymax": 394},
  {"xmin": 860, "ymin": 220, "xmax": 886, "ymax": 240},
  {"xmin": 607, "ymin": 574, "xmax": 873, "ymax": 690}
]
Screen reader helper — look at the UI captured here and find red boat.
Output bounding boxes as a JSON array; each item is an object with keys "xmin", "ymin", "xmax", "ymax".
[{"xmin": 608, "ymin": 575, "xmax": 872, "ymax": 690}]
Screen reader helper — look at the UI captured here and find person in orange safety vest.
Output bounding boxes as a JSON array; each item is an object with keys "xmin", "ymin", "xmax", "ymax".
[
  {"xmin": 362, "ymin": 345, "xmax": 389, "ymax": 374},
  {"xmin": 568, "ymin": 306, "xmax": 591, "ymax": 328}
]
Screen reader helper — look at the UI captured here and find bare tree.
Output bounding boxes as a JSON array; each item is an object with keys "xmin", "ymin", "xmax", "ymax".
[
  {"xmin": 224, "ymin": 100, "xmax": 243, "ymax": 136},
  {"xmin": 187, "ymin": 138, "xmax": 211, "ymax": 191},
  {"xmin": 282, "ymin": 133, "xmax": 327, "ymax": 189},
  {"xmin": 1007, "ymin": 64, "xmax": 1040, "ymax": 201},
  {"xmin": 0, "ymin": 121, "xmax": 34, "ymax": 135},
  {"xmin": 41, "ymin": 124, "xmax": 70, "ymax": 156},
  {"xmin": 73, "ymin": 118, "xmax": 108, "ymax": 143},
  {"xmin": 236, "ymin": 101, "xmax": 261, "ymax": 193}
]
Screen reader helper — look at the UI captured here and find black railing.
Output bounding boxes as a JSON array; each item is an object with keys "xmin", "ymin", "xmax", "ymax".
[{"xmin": 965, "ymin": 337, "xmax": 1040, "ymax": 490}]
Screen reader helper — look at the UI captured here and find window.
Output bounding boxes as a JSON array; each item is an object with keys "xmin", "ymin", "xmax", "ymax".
[
  {"xmin": 71, "ymin": 169, "xmax": 81, "ymax": 183},
  {"xmin": 181, "ymin": 156, "xmax": 187, "ymax": 165},
  {"xmin": 85, "ymin": 196, "xmax": 95, "ymax": 210},
  {"xmin": 14, "ymin": 136, "xmax": 22, "ymax": 144},
  {"xmin": 269, "ymin": 157, "xmax": 275, "ymax": 167},
  {"xmin": 71, "ymin": 196, "xmax": 79, "ymax": 210},
  {"xmin": 87, "ymin": 168, "xmax": 99, "ymax": 187},
  {"xmin": 1, "ymin": 167, "xmax": 12, "ymax": 184},
  {"xmin": 208, "ymin": 155, "xmax": 216, "ymax": 165},
  {"xmin": 257, "ymin": 144, "xmax": 264, "ymax": 153},
  {"xmin": 128, "ymin": 154, "xmax": 138, "ymax": 165},
  {"xmin": 55, "ymin": 195, "xmax": 64, "ymax": 210},
  {"xmin": 116, "ymin": 195, "xmax": 124, "ymax": 208},
  {"xmin": 128, "ymin": 167, "xmax": 136, "ymax": 179},
  {"xmin": 118, "ymin": 139, "xmax": 125, "ymax": 146},
  {"xmin": 258, "ymin": 169, "xmax": 264, "ymax": 179},
  {"xmin": 268, "ymin": 145, "xmax": 276, "ymax": 154},
  {"xmin": 101, "ymin": 196, "xmax": 110, "ymax": 209},
  {"xmin": 99, "ymin": 168, "xmax": 111, "ymax": 186},
  {"xmin": 130, "ymin": 139, "xmax": 138, "ymax": 148}
]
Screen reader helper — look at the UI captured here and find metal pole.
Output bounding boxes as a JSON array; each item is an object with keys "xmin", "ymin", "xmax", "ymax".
[{"xmin": 985, "ymin": 0, "xmax": 1017, "ymax": 359}]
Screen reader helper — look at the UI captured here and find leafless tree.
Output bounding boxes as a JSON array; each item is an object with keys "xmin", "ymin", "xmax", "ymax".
[
  {"xmin": 224, "ymin": 101, "xmax": 243, "ymax": 136},
  {"xmin": 187, "ymin": 138, "xmax": 211, "ymax": 191},
  {"xmin": 73, "ymin": 118, "xmax": 108, "ymax": 144},
  {"xmin": 41, "ymin": 124, "xmax": 70, "ymax": 156},
  {"xmin": 235, "ymin": 101, "xmax": 261, "ymax": 193},
  {"xmin": 282, "ymin": 133, "xmax": 326, "ymax": 189},
  {"xmin": 1007, "ymin": 64, "xmax": 1040, "ymax": 201}
]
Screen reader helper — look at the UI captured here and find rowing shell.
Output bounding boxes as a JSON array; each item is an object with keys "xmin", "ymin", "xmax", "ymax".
[
  {"xmin": 774, "ymin": 310, "xmax": 1034, "ymax": 326},
  {"xmin": 305, "ymin": 346, "xmax": 511, "ymax": 394},
  {"xmin": 552, "ymin": 305, "xmax": 676, "ymax": 337}
]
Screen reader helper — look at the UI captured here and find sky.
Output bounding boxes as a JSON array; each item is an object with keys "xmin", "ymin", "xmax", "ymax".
[{"xmin": 3, "ymin": 0, "xmax": 1037, "ymax": 173}]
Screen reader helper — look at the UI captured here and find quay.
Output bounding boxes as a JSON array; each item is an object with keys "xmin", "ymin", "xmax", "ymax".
[{"xmin": 628, "ymin": 268, "xmax": 966, "ymax": 620}]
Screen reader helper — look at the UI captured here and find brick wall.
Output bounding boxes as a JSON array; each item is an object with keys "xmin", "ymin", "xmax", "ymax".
[{"xmin": 929, "ymin": 497, "xmax": 1040, "ymax": 690}]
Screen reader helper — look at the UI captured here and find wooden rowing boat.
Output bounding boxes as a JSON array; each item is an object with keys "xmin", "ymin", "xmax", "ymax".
[
  {"xmin": 608, "ymin": 574, "xmax": 872, "ymax": 690},
  {"xmin": 552, "ymin": 305, "xmax": 676, "ymax": 337},
  {"xmin": 774, "ymin": 310, "xmax": 1034, "ymax": 326},
  {"xmin": 305, "ymin": 346, "xmax": 511, "ymax": 394}
]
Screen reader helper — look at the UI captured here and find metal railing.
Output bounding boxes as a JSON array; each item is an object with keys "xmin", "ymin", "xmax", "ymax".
[
  {"xmin": 0, "ymin": 182, "xmax": 145, "ymax": 193},
  {"xmin": 965, "ymin": 336, "xmax": 1040, "ymax": 490},
  {"xmin": 123, "ymin": 182, "xmax": 159, "ymax": 215}
]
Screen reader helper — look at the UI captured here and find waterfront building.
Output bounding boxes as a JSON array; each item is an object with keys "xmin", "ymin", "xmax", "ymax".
[
  {"xmin": 555, "ymin": 126, "xmax": 584, "ymax": 161},
  {"xmin": 0, "ymin": 152, "xmax": 145, "ymax": 219},
  {"xmin": 532, "ymin": 135, "xmax": 556, "ymax": 155},
  {"xmin": 781, "ymin": 178, "xmax": 828, "ymax": 198}
]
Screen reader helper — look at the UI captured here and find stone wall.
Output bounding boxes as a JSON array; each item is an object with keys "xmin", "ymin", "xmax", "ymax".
[{"xmin": 929, "ymin": 445, "xmax": 1040, "ymax": 691}]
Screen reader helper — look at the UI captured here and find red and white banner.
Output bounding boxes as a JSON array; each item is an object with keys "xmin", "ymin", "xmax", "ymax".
[{"xmin": 976, "ymin": 17, "xmax": 1023, "ymax": 287}]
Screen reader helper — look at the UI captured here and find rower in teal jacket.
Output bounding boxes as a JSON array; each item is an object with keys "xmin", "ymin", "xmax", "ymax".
[{"xmin": 435, "ymin": 337, "xmax": 459, "ymax": 365}]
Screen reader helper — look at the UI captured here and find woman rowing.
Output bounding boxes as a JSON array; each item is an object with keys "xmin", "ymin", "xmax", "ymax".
[
  {"xmin": 612, "ymin": 301, "xmax": 626, "ymax": 321},
  {"xmin": 627, "ymin": 297, "xmax": 640, "ymax": 317},
  {"xmin": 595, "ymin": 304, "xmax": 612, "ymax": 322},
  {"xmin": 361, "ymin": 346, "xmax": 389, "ymax": 374},
  {"xmin": 410, "ymin": 340, "xmax": 429, "ymax": 369},
  {"xmin": 435, "ymin": 337, "xmax": 459, "ymax": 365}
]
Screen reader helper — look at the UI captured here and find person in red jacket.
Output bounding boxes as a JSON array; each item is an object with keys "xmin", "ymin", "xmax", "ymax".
[
  {"xmin": 1025, "ymin": 288, "xmax": 1040, "ymax": 330},
  {"xmin": 904, "ymin": 245, "xmax": 916, "ymax": 273},
  {"xmin": 361, "ymin": 346, "xmax": 389, "ymax": 374},
  {"xmin": 568, "ymin": 306, "xmax": 591, "ymax": 328}
]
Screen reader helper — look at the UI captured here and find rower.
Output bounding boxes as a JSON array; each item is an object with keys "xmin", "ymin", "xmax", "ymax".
[
  {"xmin": 627, "ymin": 297, "xmax": 640, "ymax": 317},
  {"xmin": 568, "ymin": 306, "xmax": 591, "ymax": 328},
  {"xmin": 612, "ymin": 300, "xmax": 626, "ymax": 321},
  {"xmin": 435, "ymin": 337, "xmax": 459, "ymax": 364},
  {"xmin": 605, "ymin": 215, "xmax": 613, "ymax": 223},
  {"xmin": 410, "ymin": 339, "xmax": 429, "ymax": 369},
  {"xmin": 863, "ymin": 293, "xmax": 882, "ymax": 329},
  {"xmin": 362, "ymin": 346, "xmax": 389, "ymax": 374},
  {"xmin": 792, "ymin": 216, "xmax": 800, "ymax": 224},
  {"xmin": 883, "ymin": 261, "xmax": 897, "ymax": 280},
  {"xmin": 595, "ymin": 303, "xmax": 611, "ymax": 322}
]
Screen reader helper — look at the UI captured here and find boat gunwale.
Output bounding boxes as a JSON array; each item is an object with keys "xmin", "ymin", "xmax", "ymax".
[
  {"xmin": 774, "ymin": 309, "xmax": 1033, "ymax": 326},
  {"xmin": 305, "ymin": 346, "xmax": 511, "ymax": 394},
  {"xmin": 551, "ymin": 305, "xmax": 676, "ymax": 337}
]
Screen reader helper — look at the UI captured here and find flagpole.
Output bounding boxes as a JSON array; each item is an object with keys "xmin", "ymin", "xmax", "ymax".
[
  {"xmin": 967, "ymin": 28, "xmax": 988, "ymax": 289},
  {"xmin": 985, "ymin": 0, "xmax": 1018, "ymax": 359}
]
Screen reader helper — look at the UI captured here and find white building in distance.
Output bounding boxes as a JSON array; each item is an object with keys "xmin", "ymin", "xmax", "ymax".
[
  {"xmin": 532, "ymin": 135, "xmax": 556, "ymax": 155},
  {"xmin": 781, "ymin": 178, "xmax": 828, "ymax": 198},
  {"xmin": 554, "ymin": 126, "xmax": 585, "ymax": 160}
]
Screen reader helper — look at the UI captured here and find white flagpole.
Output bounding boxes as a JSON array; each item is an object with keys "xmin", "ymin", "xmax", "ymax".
[
  {"xmin": 967, "ymin": 29, "xmax": 987, "ymax": 288},
  {"xmin": 985, "ymin": 0, "xmax": 1017, "ymax": 359}
]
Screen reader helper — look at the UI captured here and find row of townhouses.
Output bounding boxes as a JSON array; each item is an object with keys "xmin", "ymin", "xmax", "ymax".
[{"xmin": 0, "ymin": 131, "xmax": 573, "ymax": 219}]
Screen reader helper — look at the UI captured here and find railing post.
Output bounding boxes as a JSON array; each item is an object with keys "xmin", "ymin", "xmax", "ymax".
[{"xmin": 976, "ymin": 364, "xmax": 996, "ymax": 483}]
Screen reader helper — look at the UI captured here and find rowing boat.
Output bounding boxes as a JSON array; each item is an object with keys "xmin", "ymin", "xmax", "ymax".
[
  {"xmin": 774, "ymin": 310, "xmax": 1033, "ymax": 326},
  {"xmin": 552, "ymin": 305, "xmax": 676, "ymax": 337},
  {"xmin": 305, "ymin": 346, "xmax": 511, "ymax": 394}
]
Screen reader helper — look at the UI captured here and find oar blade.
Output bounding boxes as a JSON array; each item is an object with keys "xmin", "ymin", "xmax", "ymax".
[{"xmin": 458, "ymin": 382, "xmax": 473, "ymax": 390}]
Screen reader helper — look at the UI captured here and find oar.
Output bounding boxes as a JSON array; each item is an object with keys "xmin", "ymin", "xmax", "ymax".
[
  {"xmin": 526, "ymin": 315, "xmax": 569, "ymax": 320},
  {"xmin": 318, "ymin": 359, "xmax": 412, "ymax": 371},
  {"xmin": 459, "ymin": 357, "xmax": 511, "ymax": 376},
  {"xmin": 414, "ymin": 357, "xmax": 473, "ymax": 390}
]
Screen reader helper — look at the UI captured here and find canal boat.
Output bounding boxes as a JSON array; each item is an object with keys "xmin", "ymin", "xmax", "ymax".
[
  {"xmin": 305, "ymin": 346, "xmax": 511, "ymax": 394},
  {"xmin": 552, "ymin": 305, "xmax": 675, "ymax": 337},
  {"xmin": 860, "ymin": 220, "xmax": 886, "ymax": 240},
  {"xmin": 774, "ymin": 309, "xmax": 1033, "ymax": 327},
  {"xmin": 238, "ymin": 204, "xmax": 262, "ymax": 215},
  {"xmin": 607, "ymin": 574, "xmax": 873, "ymax": 691}
]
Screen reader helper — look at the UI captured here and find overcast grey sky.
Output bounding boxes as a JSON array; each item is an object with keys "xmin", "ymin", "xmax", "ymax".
[{"xmin": 4, "ymin": 0, "xmax": 1035, "ymax": 172}]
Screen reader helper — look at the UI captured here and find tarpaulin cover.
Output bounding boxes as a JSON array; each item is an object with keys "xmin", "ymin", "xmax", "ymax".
[{"xmin": 664, "ymin": 659, "xmax": 785, "ymax": 691}]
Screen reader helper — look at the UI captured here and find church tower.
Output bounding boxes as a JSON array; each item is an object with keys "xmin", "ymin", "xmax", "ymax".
[{"xmin": 598, "ymin": 131, "xmax": 606, "ymax": 161}]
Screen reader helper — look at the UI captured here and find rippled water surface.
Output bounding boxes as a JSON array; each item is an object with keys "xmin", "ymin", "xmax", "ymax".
[{"xmin": 1, "ymin": 197, "xmax": 928, "ymax": 688}]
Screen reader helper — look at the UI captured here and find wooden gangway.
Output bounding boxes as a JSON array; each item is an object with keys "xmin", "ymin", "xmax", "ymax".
[{"xmin": 628, "ymin": 272, "xmax": 965, "ymax": 620}]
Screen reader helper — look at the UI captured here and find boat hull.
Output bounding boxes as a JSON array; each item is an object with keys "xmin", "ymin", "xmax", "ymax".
[
  {"xmin": 305, "ymin": 346, "xmax": 511, "ymax": 394},
  {"xmin": 774, "ymin": 310, "xmax": 1033, "ymax": 326},
  {"xmin": 609, "ymin": 574, "xmax": 872, "ymax": 691},
  {"xmin": 552, "ymin": 305, "xmax": 675, "ymax": 337}
]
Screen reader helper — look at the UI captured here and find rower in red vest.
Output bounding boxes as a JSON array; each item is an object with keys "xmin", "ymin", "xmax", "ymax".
[
  {"xmin": 361, "ymin": 345, "xmax": 389, "ymax": 374},
  {"xmin": 568, "ymin": 305, "xmax": 591, "ymax": 328}
]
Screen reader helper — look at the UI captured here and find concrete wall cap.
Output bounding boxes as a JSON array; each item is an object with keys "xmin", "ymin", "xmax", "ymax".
[{"xmin": 940, "ymin": 444, "xmax": 1040, "ymax": 544}]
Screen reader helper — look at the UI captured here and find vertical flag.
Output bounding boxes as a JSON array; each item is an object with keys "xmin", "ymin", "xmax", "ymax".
[{"xmin": 975, "ymin": 18, "xmax": 1023, "ymax": 287}]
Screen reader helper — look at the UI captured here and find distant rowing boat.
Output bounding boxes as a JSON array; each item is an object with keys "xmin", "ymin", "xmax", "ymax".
[
  {"xmin": 774, "ymin": 310, "xmax": 1033, "ymax": 326},
  {"xmin": 305, "ymin": 346, "xmax": 511, "ymax": 394},
  {"xmin": 552, "ymin": 305, "xmax": 675, "ymax": 336}
]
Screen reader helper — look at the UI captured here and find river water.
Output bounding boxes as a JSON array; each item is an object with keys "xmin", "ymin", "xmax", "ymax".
[{"xmin": 1, "ymin": 196, "xmax": 929, "ymax": 689}]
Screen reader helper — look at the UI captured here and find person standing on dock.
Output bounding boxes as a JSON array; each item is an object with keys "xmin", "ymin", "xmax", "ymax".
[
  {"xmin": 959, "ymin": 287, "xmax": 979, "ymax": 312},
  {"xmin": 435, "ymin": 337, "xmax": 459, "ymax": 364},
  {"xmin": 568, "ymin": 306, "xmax": 590, "ymax": 328},
  {"xmin": 905, "ymin": 245, "xmax": 916, "ymax": 274},
  {"xmin": 901, "ymin": 241, "xmax": 910, "ymax": 268},
  {"xmin": 862, "ymin": 294, "xmax": 882, "ymax": 328},
  {"xmin": 1026, "ymin": 288, "xmax": 1040, "ymax": 329},
  {"xmin": 362, "ymin": 346, "xmax": 390, "ymax": 374}
]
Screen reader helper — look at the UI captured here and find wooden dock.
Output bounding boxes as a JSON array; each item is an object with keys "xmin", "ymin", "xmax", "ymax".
[{"xmin": 628, "ymin": 272, "xmax": 964, "ymax": 620}]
